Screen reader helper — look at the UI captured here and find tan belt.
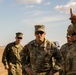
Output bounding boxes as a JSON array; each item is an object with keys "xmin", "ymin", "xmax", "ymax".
[
  {"xmin": 37, "ymin": 72, "xmax": 47, "ymax": 75},
  {"xmin": 32, "ymin": 71, "xmax": 47, "ymax": 75}
]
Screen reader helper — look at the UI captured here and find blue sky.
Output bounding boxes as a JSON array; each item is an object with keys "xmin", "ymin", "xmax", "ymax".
[{"xmin": 0, "ymin": 0, "xmax": 76, "ymax": 46}]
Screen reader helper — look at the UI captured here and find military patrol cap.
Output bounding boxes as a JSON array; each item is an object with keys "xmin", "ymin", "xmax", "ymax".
[
  {"xmin": 35, "ymin": 25, "xmax": 45, "ymax": 32},
  {"xmin": 16, "ymin": 32, "xmax": 23, "ymax": 39},
  {"xmin": 67, "ymin": 24, "xmax": 74, "ymax": 35}
]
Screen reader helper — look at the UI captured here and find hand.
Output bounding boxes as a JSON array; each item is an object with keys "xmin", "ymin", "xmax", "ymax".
[
  {"xmin": 48, "ymin": 71, "xmax": 54, "ymax": 75},
  {"xmin": 25, "ymin": 67, "xmax": 33, "ymax": 75},
  {"xmin": 69, "ymin": 8, "xmax": 76, "ymax": 22},
  {"xmin": 5, "ymin": 65, "xmax": 9, "ymax": 70}
]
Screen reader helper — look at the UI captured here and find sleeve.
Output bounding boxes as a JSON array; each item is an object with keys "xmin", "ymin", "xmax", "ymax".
[
  {"xmin": 51, "ymin": 47, "xmax": 62, "ymax": 73},
  {"xmin": 2, "ymin": 45, "xmax": 9, "ymax": 66},
  {"xmin": 20, "ymin": 44, "xmax": 30, "ymax": 69}
]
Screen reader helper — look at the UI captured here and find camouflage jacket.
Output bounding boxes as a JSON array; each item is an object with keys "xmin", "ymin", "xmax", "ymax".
[
  {"xmin": 60, "ymin": 43, "xmax": 71, "ymax": 61},
  {"xmin": 2, "ymin": 41, "xmax": 23, "ymax": 66},
  {"xmin": 21, "ymin": 39, "xmax": 62, "ymax": 73},
  {"xmin": 60, "ymin": 43, "xmax": 72, "ymax": 74},
  {"xmin": 65, "ymin": 40, "xmax": 76, "ymax": 74}
]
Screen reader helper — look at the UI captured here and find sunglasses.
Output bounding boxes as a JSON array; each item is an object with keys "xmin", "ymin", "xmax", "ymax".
[
  {"xmin": 35, "ymin": 31, "xmax": 44, "ymax": 34},
  {"xmin": 17, "ymin": 37, "xmax": 22, "ymax": 39}
]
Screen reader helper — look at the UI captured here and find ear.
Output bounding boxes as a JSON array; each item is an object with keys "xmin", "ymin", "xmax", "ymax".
[{"xmin": 44, "ymin": 32, "xmax": 46, "ymax": 35}]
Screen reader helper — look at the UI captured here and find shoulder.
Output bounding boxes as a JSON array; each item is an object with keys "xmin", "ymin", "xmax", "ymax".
[
  {"xmin": 45, "ymin": 39, "xmax": 57, "ymax": 51},
  {"xmin": 60, "ymin": 43, "xmax": 68, "ymax": 51},
  {"xmin": 5, "ymin": 42, "xmax": 15, "ymax": 47},
  {"xmin": 45, "ymin": 39, "xmax": 55, "ymax": 46},
  {"xmin": 28, "ymin": 40, "xmax": 35, "ymax": 44},
  {"xmin": 61, "ymin": 43, "xmax": 68, "ymax": 48},
  {"xmin": 23, "ymin": 40, "xmax": 35, "ymax": 48}
]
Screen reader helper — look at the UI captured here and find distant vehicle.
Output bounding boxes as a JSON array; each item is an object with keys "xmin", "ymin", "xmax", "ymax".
[{"xmin": 53, "ymin": 41, "xmax": 60, "ymax": 49}]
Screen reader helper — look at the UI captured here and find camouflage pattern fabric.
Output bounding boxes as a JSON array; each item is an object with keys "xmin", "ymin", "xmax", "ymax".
[
  {"xmin": 60, "ymin": 43, "xmax": 72, "ymax": 75},
  {"xmin": 2, "ymin": 42, "xmax": 23, "ymax": 75},
  {"xmin": 67, "ymin": 24, "xmax": 74, "ymax": 35},
  {"xmin": 60, "ymin": 43, "xmax": 71, "ymax": 61},
  {"xmin": 65, "ymin": 40, "xmax": 76, "ymax": 75},
  {"xmin": 21, "ymin": 39, "xmax": 62, "ymax": 75}
]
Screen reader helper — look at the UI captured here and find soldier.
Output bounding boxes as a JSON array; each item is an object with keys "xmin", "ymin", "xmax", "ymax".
[
  {"xmin": 20, "ymin": 25, "xmax": 62, "ymax": 75},
  {"xmin": 64, "ymin": 8, "xmax": 76, "ymax": 75},
  {"xmin": 2, "ymin": 32, "xmax": 23, "ymax": 75},
  {"xmin": 65, "ymin": 31, "xmax": 76, "ymax": 75},
  {"xmin": 60, "ymin": 32, "xmax": 73, "ymax": 75}
]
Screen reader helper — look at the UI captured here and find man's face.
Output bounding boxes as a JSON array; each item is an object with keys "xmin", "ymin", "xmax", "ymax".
[
  {"xmin": 67, "ymin": 36, "xmax": 73, "ymax": 45},
  {"xmin": 35, "ymin": 31, "xmax": 46, "ymax": 42},
  {"xmin": 15, "ymin": 37, "xmax": 22, "ymax": 44},
  {"xmin": 72, "ymin": 35, "xmax": 76, "ymax": 41}
]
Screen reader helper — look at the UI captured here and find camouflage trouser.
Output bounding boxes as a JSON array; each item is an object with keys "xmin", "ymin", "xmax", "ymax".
[{"xmin": 8, "ymin": 63, "xmax": 22, "ymax": 75}]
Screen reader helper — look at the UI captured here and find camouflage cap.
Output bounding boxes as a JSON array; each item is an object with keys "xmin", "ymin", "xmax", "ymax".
[
  {"xmin": 67, "ymin": 24, "xmax": 74, "ymax": 35},
  {"xmin": 35, "ymin": 25, "xmax": 45, "ymax": 32},
  {"xmin": 16, "ymin": 32, "xmax": 23, "ymax": 38}
]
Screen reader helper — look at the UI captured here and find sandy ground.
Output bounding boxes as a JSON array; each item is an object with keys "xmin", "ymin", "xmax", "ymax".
[
  {"xmin": 0, "ymin": 47, "xmax": 59, "ymax": 75},
  {"xmin": 0, "ymin": 47, "xmax": 7, "ymax": 75}
]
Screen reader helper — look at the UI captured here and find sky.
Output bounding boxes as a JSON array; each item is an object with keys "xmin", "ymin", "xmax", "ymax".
[{"xmin": 0, "ymin": 0, "xmax": 76, "ymax": 47}]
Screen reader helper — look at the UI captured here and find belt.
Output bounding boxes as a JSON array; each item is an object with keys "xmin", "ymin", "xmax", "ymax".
[
  {"xmin": 67, "ymin": 72, "xmax": 76, "ymax": 75},
  {"xmin": 33, "ymin": 72, "xmax": 47, "ymax": 75}
]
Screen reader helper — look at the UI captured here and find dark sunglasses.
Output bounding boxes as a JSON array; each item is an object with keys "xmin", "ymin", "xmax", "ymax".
[
  {"xmin": 35, "ymin": 31, "xmax": 44, "ymax": 34},
  {"xmin": 17, "ymin": 37, "xmax": 22, "ymax": 39}
]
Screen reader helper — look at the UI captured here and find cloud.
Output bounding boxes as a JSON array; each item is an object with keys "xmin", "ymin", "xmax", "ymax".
[
  {"xmin": 25, "ymin": 5, "xmax": 34, "ymax": 9},
  {"xmin": 22, "ymin": 15, "xmax": 67, "ymax": 25},
  {"xmin": 43, "ymin": 2, "xmax": 51, "ymax": 6},
  {"xmin": 55, "ymin": 1, "xmax": 76, "ymax": 13},
  {"xmin": 24, "ymin": 10, "xmax": 51, "ymax": 17},
  {"xmin": 16, "ymin": 0, "xmax": 43, "ymax": 4}
]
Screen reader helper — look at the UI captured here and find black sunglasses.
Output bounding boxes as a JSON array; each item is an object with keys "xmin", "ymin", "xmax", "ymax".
[
  {"xmin": 35, "ymin": 31, "xmax": 44, "ymax": 34},
  {"xmin": 17, "ymin": 37, "xmax": 22, "ymax": 39}
]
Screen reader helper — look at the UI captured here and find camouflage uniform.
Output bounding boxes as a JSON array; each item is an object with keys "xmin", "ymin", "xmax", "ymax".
[
  {"xmin": 65, "ymin": 21, "xmax": 76, "ymax": 75},
  {"xmin": 65, "ymin": 40, "xmax": 76, "ymax": 75},
  {"xmin": 64, "ymin": 9, "xmax": 76, "ymax": 75},
  {"xmin": 21, "ymin": 39, "xmax": 62, "ymax": 75},
  {"xmin": 60, "ymin": 43, "xmax": 72, "ymax": 75},
  {"xmin": 2, "ymin": 32, "xmax": 23, "ymax": 75}
]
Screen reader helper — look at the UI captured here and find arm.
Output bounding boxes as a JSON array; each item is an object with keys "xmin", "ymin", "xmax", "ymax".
[
  {"xmin": 51, "ymin": 48, "xmax": 62, "ymax": 74},
  {"xmin": 20, "ymin": 44, "xmax": 33, "ymax": 75},
  {"xmin": 69, "ymin": 8, "xmax": 76, "ymax": 23},
  {"xmin": 2, "ymin": 45, "xmax": 10, "ymax": 70}
]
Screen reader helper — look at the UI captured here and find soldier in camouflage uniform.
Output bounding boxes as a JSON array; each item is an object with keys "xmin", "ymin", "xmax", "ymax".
[
  {"xmin": 60, "ymin": 32, "xmax": 73, "ymax": 75},
  {"xmin": 21, "ymin": 25, "xmax": 62, "ymax": 75},
  {"xmin": 65, "ymin": 31, "xmax": 76, "ymax": 75},
  {"xmin": 64, "ymin": 8, "xmax": 76, "ymax": 75},
  {"xmin": 2, "ymin": 32, "xmax": 23, "ymax": 75}
]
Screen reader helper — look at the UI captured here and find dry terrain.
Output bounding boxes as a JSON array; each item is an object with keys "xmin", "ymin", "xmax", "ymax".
[
  {"xmin": 0, "ymin": 46, "xmax": 7, "ymax": 75},
  {"xmin": 0, "ymin": 46, "xmax": 59, "ymax": 75}
]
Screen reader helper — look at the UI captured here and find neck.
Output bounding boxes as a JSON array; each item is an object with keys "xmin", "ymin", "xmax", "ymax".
[
  {"xmin": 36, "ymin": 38, "xmax": 45, "ymax": 44},
  {"xmin": 15, "ymin": 41, "xmax": 20, "ymax": 45}
]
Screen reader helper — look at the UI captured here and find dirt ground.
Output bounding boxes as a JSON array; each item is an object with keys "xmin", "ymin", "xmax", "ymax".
[
  {"xmin": 0, "ymin": 47, "xmax": 7, "ymax": 75},
  {"xmin": 0, "ymin": 47, "xmax": 59, "ymax": 75}
]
